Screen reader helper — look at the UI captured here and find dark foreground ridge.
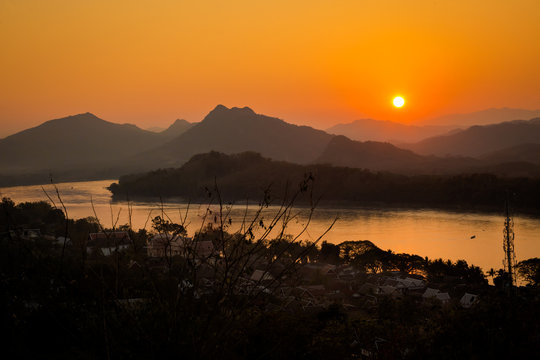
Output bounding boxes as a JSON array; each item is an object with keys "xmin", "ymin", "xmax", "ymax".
[
  {"xmin": 1, "ymin": 198, "xmax": 539, "ymax": 359},
  {"xmin": 109, "ymin": 151, "xmax": 540, "ymax": 214}
]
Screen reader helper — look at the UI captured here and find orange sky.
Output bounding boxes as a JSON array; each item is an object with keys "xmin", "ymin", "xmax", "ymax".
[{"xmin": 1, "ymin": 0, "xmax": 539, "ymax": 137}]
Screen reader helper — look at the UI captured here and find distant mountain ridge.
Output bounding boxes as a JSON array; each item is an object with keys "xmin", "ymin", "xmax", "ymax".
[
  {"xmin": 133, "ymin": 105, "xmax": 525, "ymax": 175},
  {"xmin": 159, "ymin": 119, "xmax": 196, "ymax": 139},
  {"xmin": 315, "ymin": 136, "xmax": 428, "ymax": 172},
  {"xmin": 402, "ymin": 118, "xmax": 540, "ymax": 157},
  {"xmin": 313, "ymin": 136, "xmax": 494, "ymax": 175},
  {"xmin": 132, "ymin": 105, "xmax": 334, "ymax": 168},
  {"xmin": 0, "ymin": 112, "xmax": 162, "ymax": 173},
  {"xmin": 480, "ymin": 143, "xmax": 540, "ymax": 165},
  {"xmin": 326, "ymin": 118, "xmax": 455, "ymax": 144},
  {"xmin": 421, "ymin": 108, "xmax": 540, "ymax": 127},
  {"xmin": 146, "ymin": 126, "xmax": 166, "ymax": 133},
  {"xmin": 2, "ymin": 107, "xmax": 540, "ymax": 188}
]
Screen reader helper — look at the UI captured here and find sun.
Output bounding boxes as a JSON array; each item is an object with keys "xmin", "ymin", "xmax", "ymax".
[{"xmin": 393, "ymin": 96, "xmax": 405, "ymax": 108}]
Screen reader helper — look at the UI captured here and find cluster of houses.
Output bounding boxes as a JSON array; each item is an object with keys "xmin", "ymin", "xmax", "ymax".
[
  {"xmin": 422, "ymin": 287, "xmax": 479, "ymax": 308},
  {"xmin": 4, "ymin": 228, "xmax": 43, "ymax": 241},
  {"xmin": 10, "ymin": 228, "xmax": 480, "ymax": 311},
  {"xmin": 3, "ymin": 228, "xmax": 71, "ymax": 246},
  {"xmin": 279, "ymin": 264, "xmax": 480, "ymax": 311},
  {"xmin": 85, "ymin": 231, "xmax": 215, "ymax": 260},
  {"xmin": 87, "ymin": 231, "xmax": 131, "ymax": 256},
  {"xmin": 146, "ymin": 233, "xmax": 214, "ymax": 259}
]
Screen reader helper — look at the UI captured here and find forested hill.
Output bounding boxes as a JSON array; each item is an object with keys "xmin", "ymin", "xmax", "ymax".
[{"xmin": 109, "ymin": 152, "xmax": 540, "ymax": 214}]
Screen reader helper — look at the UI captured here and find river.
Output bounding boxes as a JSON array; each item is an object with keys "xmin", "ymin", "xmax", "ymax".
[{"xmin": 1, "ymin": 179, "xmax": 539, "ymax": 273}]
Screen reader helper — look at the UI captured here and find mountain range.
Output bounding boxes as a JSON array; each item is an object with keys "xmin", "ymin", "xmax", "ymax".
[
  {"xmin": 326, "ymin": 119, "xmax": 455, "ymax": 144},
  {"xmin": 315, "ymin": 136, "xmax": 430, "ymax": 172},
  {"xmin": 481, "ymin": 143, "xmax": 540, "ymax": 165},
  {"xmin": 0, "ymin": 113, "xmax": 196, "ymax": 184},
  {"xmin": 0, "ymin": 113, "xmax": 163, "ymax": 173},
  {"xmin": 402, "ymin": 118, "xmax": 540, "ymax": 157},
  {"xmin": 132, "ymin": 105, "xmax": 334, "ymax": 168},
  {"xmin": 159, "ymin": 119, "xmax": 197, "ymax": 139},
  {"xmin": 419, "ymin": 107, "xmax": 540, "ymax": 127},
  {"xmin": 325, "ymin": 108, "xmax": 540, "ymax": 145},
  {"xmin": 1, "ymin": 106, "xmax": 539, "ymax": 187}
]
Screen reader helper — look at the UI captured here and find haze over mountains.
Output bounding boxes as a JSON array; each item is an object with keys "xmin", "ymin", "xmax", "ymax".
[
  {"xmin": 133, "ymin": 105, "xmax": 334, "ymax": 167},
  {"xmin": 159, "ymin": 119, "xmax": 197, "ymax": 139},
  {"xmin": 326, "ymin": 108, "xmax": 540, "ymax": 144},
  {"xmin": 402, "ymin": 118, "xmax": 540, "ymax": 157},
  {"xmin": 146, "ymin": 126, "xmax": 166, "ymax": 133},
  {"xmin": 147, "ymin": 120, "xmax": 198, "ymax": 137},
  {"xmin": 315, "ymin": 136, "xmax": 431, "ymax": 172},
  {"xmin": 419, "ymin": 108, "xmax": 540, "ymax": 127},
  {"xmin": 0, "ymin": 113, "xmax": 163, "ymax": 173},
  {"xmin": 326, "ymin": 119, "xmax": 455, "ymax": 144},
  {"xmin": 1, "ymin": 105, "xmax": 539, "ymax": 187},
  {"xmin": 0, "ymin": 113, "xmax": 196, "ymax": 184},
  {"xmin": 481, "ymin": 143, "xmax": 540, "ymax": 166}
]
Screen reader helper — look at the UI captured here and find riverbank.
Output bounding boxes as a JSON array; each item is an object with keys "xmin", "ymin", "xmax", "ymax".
[
  {"xmin": 1, "ymin": 180, "xmax": 540, "ymax": 278},
  {"xmin": 108, "ymin": 152, "xmax": 540, "ymax": 215}
]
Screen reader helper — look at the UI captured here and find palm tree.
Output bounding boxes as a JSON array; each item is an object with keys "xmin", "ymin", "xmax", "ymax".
[{"xmin": 487, "ymin": 268, "xmax": 496, "ymax": 284}]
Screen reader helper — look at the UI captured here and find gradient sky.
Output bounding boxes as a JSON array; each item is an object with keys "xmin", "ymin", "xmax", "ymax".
[{"xmin": 1, "ymin": 0, "xmax": 539, "ymax": 137}]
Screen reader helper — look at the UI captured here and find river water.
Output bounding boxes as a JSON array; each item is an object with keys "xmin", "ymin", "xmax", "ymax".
[{"xmin": 1, "ymin": 179, "xmax": 539, "ymax": 272}]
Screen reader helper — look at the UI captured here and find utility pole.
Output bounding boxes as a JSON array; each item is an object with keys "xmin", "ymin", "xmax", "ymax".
[{"xmin": 503, "ymin": 196, "xmax": 517, "ymax": 290}]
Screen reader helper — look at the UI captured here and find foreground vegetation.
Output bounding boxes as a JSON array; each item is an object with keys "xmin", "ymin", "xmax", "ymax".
[
  {"xmin": 1, "ymin": 194, "xmax": 540, "ymax": 359},
  {"xmin": 109, "ymin": 151, "xmax": 540, "ymax": 214}
]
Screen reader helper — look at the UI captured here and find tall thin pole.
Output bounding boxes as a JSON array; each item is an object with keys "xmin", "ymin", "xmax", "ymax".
[{"xmin": 503, "ymin": 196, "xmax": 516, "ymax": 289}]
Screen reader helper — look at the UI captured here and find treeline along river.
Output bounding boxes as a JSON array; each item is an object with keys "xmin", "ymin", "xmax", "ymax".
[{"xmin": 1, "ymin": 179, "xmax": 539, "ymax": 273}]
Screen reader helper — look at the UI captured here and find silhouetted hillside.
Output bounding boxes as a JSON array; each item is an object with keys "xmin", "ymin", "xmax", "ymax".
[
  {"xmin": 112, "ymin": 151, "xmax": 305, "ymax": 202},
  {"xmin": 480, "ymin": 143, "xmax": 540, "ymax": 165},
  {"xmin": 0, "ymin": 113, "xmax": 163, "ymax": 174},
  {"xmin": 313, "ymin": 136, "xmax": 499, "ymax": 174},
  {"xmin": 132, "ymin": 105, "xmax": 334, "ymax": 168},
  {"xmin": 420, "ymin": 108, "xmax": 540, "ymax": 127},
  {"xmin": 146, "ymin": 126, "xmax": 166, "ymax": 133},
  {"xmin": 3, "ymin": 108, "xmax": 540, "ymax": 188},
  {"xmin": 159, "ymin": 119, "xmax": 196, "ymax": 139},
  {"xmin": 314, "ymin": 136, "xmax": 430, "ymax": 172},
  {"xmin": 109, "ymin": 151, "xmax": 540, "ymax": 213},
  {"xmin": 402, "ymin": 118, "xmax": 540, "ymax": 157},
  {"xmin": 326, "ymin": 119, "xmax": 455, "ymax": 144}
]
